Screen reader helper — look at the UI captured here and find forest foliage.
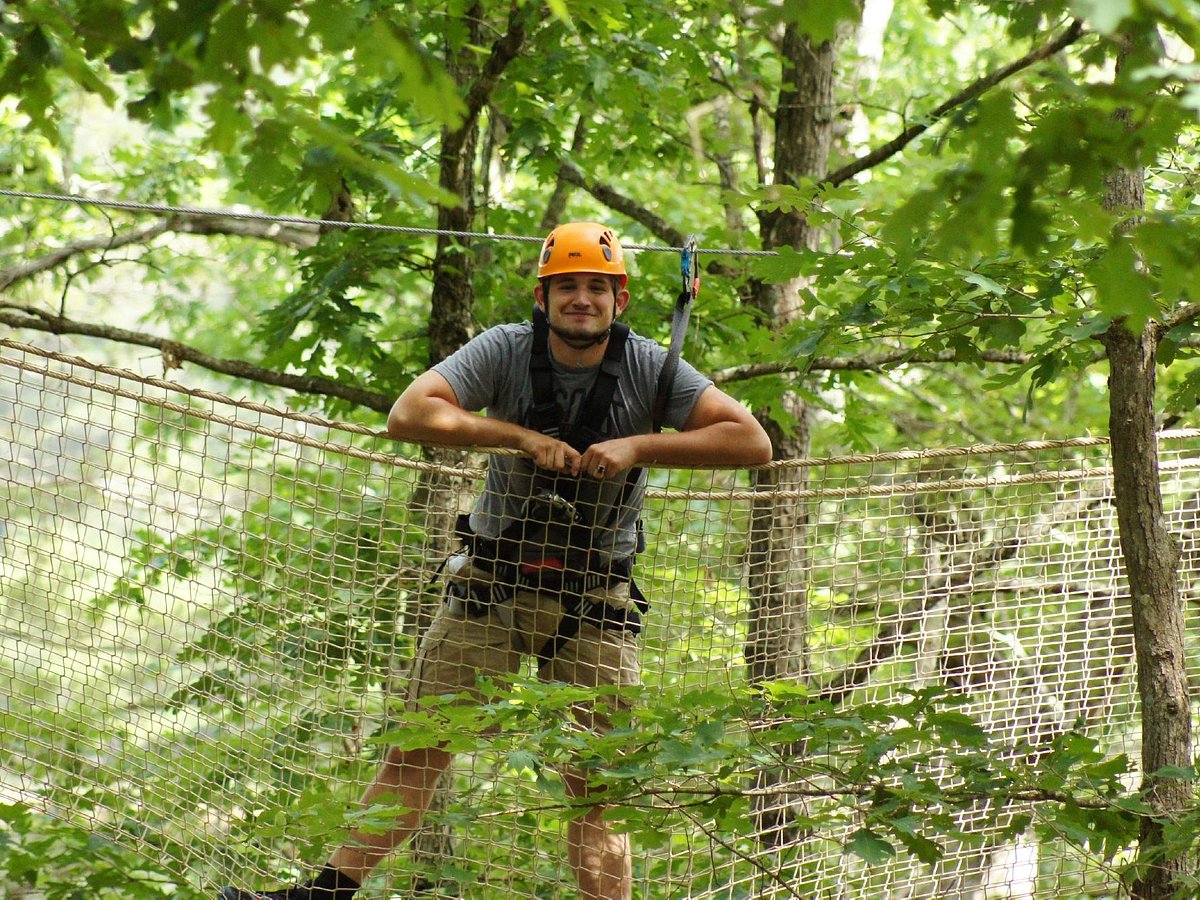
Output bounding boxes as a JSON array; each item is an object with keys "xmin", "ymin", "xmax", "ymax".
[
  {"xmin": 3, "ymin": 0, "xmax": 1200, "ymax": 897},
  {"xmin": 4, "ymin": 0, "xmax": 1200, "ymax": 443}
]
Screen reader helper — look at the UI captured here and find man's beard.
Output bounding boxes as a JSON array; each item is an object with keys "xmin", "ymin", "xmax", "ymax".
[{"xmin": 548, "ymin": 318, "xmax": 612, "ymax": 349}]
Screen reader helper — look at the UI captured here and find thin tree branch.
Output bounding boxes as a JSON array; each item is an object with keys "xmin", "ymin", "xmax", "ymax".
[
  {"xmin": 711, "ymin": 348, "xmax": 1035, "ymax": 383},
  {"xmin": 0, "ymin": 308, "xmax": 394, "ymax": 412},
  {"xmin": 460, "ymin": 3, "xmax": 533, "ymax": 133},
  {"xmin": 557, "ymin": 161, "xmax": 744, "ymax": 280},
  {"xmin": 0, "ymin": 216, "xmax": 318, "ymax": 294},
  {"xmin": 1160, "ymin": 301, "xmax": 1200, "ymax": 332},
  {"xmin": 558, "ymin": 161, "xmax": 686, "ymax": 246},
  {"xmin": 0, "ymin": 220, "xmax": 172, "ymax": 292},
  {"xmin": 170, "ymin": 215, "xmax": 319, "ymax": 247},
  {"xmin": 826, "ymin": 19, "xmax": 1086, "ymax": 187}
]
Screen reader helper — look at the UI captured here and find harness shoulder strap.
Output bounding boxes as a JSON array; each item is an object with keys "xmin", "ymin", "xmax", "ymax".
[
  {"xmin": 527, "ymin": 308, "xmax": 630, "ymax": 444},
  {"xmin": 528, "ymin": 307, "xmax": 559, "ymax": 436},
  {"xmin": 576, "ymin": 321, "xmax": 629, "ymax": 431}
]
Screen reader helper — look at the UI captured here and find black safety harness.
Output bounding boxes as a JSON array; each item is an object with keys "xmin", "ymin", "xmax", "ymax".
[{"xmin": 446, "ymin": 238, "xmax": 700, "ymax": 665}]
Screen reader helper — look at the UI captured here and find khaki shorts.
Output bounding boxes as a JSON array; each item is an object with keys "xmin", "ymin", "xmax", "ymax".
[{"xmin": 405, "ymin": 558, "xmax": 641, "ymax": 728}]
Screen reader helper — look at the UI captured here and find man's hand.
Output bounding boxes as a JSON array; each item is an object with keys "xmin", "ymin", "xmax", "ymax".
[
  {"xmin": 519, "ymin": 430, "xmax": 582, "ymax": 475},
  {"xmin": 580, "ymin": 438, "xmax": 640, "ymax": 481}
]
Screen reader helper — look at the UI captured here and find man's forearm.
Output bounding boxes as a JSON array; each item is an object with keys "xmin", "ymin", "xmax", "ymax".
[
  {"xmin": 388, "ymin": 396, "xmax": 529, "ymax": 451},
  {"xmin": 629, "ymin": 422, "xmax": 771, "ymax": 468},
  {"xmin": 388, "ymin": 394, "xmax": 583, "ymax": 473}
]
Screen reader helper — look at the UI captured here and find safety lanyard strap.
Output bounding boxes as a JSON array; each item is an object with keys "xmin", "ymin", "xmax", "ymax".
[{"xmin": 652, "ymin": 235, "xmax": 699, "ymax": 432}]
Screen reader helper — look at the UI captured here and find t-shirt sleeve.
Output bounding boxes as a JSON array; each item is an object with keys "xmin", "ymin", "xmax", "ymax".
[
  {"xmin": 430, "ymin": 326, "xmax": 520, "ymax": 412},
  {"xmin": 659, "ymin": 356, "xmax": 713, "ymax": 431}
]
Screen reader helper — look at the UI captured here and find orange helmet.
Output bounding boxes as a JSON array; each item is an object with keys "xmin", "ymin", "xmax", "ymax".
[{"xmin": 537, "ymin": 222, "xmax": 627, "ymax": 287}]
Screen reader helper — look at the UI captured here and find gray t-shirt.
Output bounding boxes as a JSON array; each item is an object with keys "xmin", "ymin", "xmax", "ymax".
[{"xmin": 432, "ymin": 321, "xmax": 712, "ymax": 560}]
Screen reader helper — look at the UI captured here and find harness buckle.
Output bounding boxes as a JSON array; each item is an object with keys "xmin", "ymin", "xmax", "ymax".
[{"xmin": 523, "ymin": 489, "xmax": 580, "ymax": 525}]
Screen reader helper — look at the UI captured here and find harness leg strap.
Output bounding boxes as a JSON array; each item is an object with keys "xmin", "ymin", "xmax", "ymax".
[{"xmin": 535, "ymin": 577, "xmax": 646, "ymax": 666}]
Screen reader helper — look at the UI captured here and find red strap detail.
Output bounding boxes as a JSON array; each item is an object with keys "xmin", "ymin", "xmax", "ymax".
[{"xmin": 520, "ymin": 557, "xmax": 565, "ymax": 574}]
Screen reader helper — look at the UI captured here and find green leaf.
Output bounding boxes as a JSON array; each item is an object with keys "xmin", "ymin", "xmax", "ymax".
[
  {"xmin": 1070, "ymin": 0, "xmax": 1135, "ymax": 34},
  {"xmin": 777, "ymin": 0, "xmax": 861, "ymax": 42},
  {"xmin": 507, "ymin": 749, "xmax": 541, "ymax": 775},
  {"xmin": 545, "ymin": 0, "xmax": 571, "ymax": 22},
  {"xmin": 1148, "ymin": 764, "xmax": 1197, "ymax": 780},
  {"xmin": 1165, "ymin": 367, "xmax": 1200, "ymax": 414},
  {"xmin": 982, "ymin": 316, "xmax": 1027, "ymax": 347},
  {"xmin": 749, "ymin": 245, "xmax": 818, "ymax": 285},
  {"xmin": 881, "ymin": 190, "xmax": 940, "ymax": 266},
  {"xmin": 846, "ymin": 828, "xmax": 895, "ymax": 865},
  {"xmin": 962, "ymin": 271, "xmax": 1006, "ymax": 296},
  {"xmin": 928, "ymin": 710, "xmax": 990, "ymax": 748},
  {"xmin": 893, "ymin": 825, "xmax": 943, "ymax": 865},
  {"xmin": 1064, "ymin": 315, "xmax": 1112, "ymax": 342},
  {"xmin": 106, "ymin": 48, "xmax": 143, "ymax": 73},
  {"xmin": 1081, "ymin": 753, "xmax": 1130, "ymax": 781},
  {"xmin": 1091, "ymin": 239, "xmax": 1157, "ymax": 332}
]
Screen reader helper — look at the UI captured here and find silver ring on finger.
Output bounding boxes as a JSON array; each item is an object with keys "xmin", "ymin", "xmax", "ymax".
[{"xmin": 595, "ymin": 464, "xmax": 607, "ymax": 477}]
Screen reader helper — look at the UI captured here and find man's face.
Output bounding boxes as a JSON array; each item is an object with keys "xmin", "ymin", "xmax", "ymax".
[{"xmin": 536, "ymin": 272, "xmax": 630, "ymax": 346}]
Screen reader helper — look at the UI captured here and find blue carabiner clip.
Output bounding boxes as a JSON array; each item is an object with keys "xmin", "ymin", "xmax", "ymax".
[{"xmin": 680, "ymin": 235, "xmax": 700, "ymax": 300}]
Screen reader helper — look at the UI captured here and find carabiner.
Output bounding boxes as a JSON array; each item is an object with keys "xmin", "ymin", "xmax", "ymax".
[{"xmin": 680, "ymin": 235, "xmax": 700, "ymax": 300}]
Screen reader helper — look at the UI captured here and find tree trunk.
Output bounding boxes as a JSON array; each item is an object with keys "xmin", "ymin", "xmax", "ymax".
[
  {"xmin": 427, "ymin": 8, "xmax": 483, "ymax": 369},
  {"xmin": 745, "ymin": 23, "xmax": 838, "ymax": 858},
  {"xmin": 1099, "ymin": 29, "xmax": 1193, "ymax": 898},
  {"xmin": 1102, "ymin": 321, "xmax": 1193, "ymax": 898},
  {"xmin": 745, "ymin": 19, "xmax": 837, "ymax": 686},
  {"xmin": 397, "ymin": 5, "xmax": 487, "ymax": 885}
]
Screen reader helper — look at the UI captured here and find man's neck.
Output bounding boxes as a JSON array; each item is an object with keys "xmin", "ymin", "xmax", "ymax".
[{"xmin": 548, "ymin": 331, "xmax": 608, "ymax": 368}]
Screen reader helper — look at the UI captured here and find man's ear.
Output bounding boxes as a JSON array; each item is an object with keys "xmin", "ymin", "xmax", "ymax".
[
  {"xmin": 614, "ymin": 287, "xmax": 631, "ymax": 318},
  {"xmin": 533, "ymin": 281, "xmax": 546, "ymax": 312}
]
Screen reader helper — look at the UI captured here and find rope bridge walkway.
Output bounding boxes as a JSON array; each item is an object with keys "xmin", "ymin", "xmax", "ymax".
[{"xmin": 2, "ymin": 337, "xmax": 1198, "ymax": 899}]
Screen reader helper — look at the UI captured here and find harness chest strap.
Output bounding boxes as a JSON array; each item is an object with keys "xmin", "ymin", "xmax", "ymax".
[
  {"xmin": 528, "ymin": 306, "xmax": 646, "ymax": 551},
  {"xmin": 528, "ymin": 306, "xmax": 629, "ymax": 447}
]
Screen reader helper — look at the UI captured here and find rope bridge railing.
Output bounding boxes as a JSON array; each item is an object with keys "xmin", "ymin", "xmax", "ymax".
[{"xmin": 1, "ymin": 338, "xmax": 1198, "ymax": 899}]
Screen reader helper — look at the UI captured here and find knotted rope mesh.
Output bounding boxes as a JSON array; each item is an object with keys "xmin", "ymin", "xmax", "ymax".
[{"xmin": 2, "ymin": 337, "xmax": 1197, "ymax": 898}]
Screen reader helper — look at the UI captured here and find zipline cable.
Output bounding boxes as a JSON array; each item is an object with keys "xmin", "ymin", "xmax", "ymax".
[{"xmin": 0, "ymin": 188, "xmax": 780, "ymax": 257}]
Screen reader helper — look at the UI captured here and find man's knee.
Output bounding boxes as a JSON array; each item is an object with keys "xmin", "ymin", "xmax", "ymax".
[{"xmin": 382, "ymin": 744, "xmax": 453, "ymax": 774}]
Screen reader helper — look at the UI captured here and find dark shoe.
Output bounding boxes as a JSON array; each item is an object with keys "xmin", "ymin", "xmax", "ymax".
[{"xmin": 219, "ymin": 866, "xmax": 357, "ymax": 900}]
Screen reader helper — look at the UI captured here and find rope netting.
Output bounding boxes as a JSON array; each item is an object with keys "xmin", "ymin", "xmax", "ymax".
[{"xmin": 2, "ymin": 337, "xmax": 1198, "ymax": 899}]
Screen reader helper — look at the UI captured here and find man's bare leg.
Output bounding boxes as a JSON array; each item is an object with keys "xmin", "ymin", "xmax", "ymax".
[
  {"xmin": 326, "ymin": 746, "xmax": 454, "ymax": 886},
  {"xmin": 562, "ymin": 768, "xmax": 631, "ymax": 900}
]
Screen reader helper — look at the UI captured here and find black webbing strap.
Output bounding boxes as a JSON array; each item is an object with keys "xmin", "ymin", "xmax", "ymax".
[
  {"xmin": 529, "ymin": 304, "xmax": 630, "ymax": 448},
  {"xmin": 528, "ymin": 307, "xmax": 559, "ymax": 436},
  {"xmin": 577, "ymin": 321, "xmax": 629, "ymax": 433},
  {"xmin": 650, "ymin": 294, "xmax": 688, "ymax": 432},
  {"xmin": 534, "ymin": 567, "xmax": 647, "ymax": 666}
]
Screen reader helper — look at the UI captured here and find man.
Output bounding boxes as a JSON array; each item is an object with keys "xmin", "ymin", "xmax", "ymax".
[{"xmin": 221, "ymin": 222, "xmax": 772, "ymax": 900}]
